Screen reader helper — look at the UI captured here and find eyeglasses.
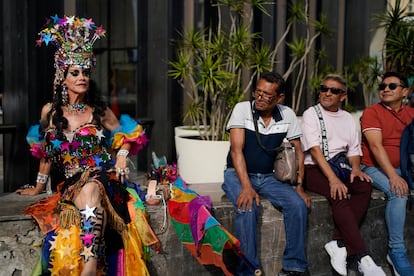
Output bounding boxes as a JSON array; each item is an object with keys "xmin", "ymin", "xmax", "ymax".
[
  {"xmin": 254, "ymin": 89, "xmax": 276, "ymax": 102},
  {"xmin": 378, "ymin": 82, "xmax": 405, "ymax": 91},
  {"xmin": 320, "ymin": 85, "xmax": 343, "ymax": 95}
]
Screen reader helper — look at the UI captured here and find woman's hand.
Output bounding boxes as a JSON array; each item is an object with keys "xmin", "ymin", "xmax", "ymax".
[
  {"xmin": 115, "ymin": 150, "xmax": 130, "ymax": 183},
  {"xmin": 16, "ymin": 184, "xmax": 44, "ymax": 196}
]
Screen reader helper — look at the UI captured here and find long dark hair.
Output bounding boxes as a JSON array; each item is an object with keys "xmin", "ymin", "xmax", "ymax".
[{"xmin": 46, "ymin": 72, "xmax": 108, "ymax": 132}]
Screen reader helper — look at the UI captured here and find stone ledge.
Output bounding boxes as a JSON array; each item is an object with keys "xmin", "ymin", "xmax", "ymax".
[
  {"xmin": 2, "ymin": 189, "xmax": 412, "ymax": 275},
  {"xmin": 147, "ymin": 188, "xmax": 403, "ymax": 275}
]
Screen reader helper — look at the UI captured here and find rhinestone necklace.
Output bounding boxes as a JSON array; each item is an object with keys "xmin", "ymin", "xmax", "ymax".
[{"xmin": 67, "ymin": 103, "xmax": 87, "ymax": 113}]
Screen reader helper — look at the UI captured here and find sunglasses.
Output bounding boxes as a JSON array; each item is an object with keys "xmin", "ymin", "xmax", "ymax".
[
  {"xmin": 378, "ymin": 82, "xmax": 404, "ymax": 91},
  {"xmin": 320, "ymin": 85, "xmax": 343, "ymax": 95}
]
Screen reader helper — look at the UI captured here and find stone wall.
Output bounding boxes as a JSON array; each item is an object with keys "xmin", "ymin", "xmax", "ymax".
[
  {"xmin": 2, "ymin": 190, "xmax": 414, "ymax": 275},
  {"xmin": 147, "ymin": 190, "xmax": 406, "ymax": 276},
  {"xmin": 0, "ymin": 217, "xmax": 42, "ymax": 276}
]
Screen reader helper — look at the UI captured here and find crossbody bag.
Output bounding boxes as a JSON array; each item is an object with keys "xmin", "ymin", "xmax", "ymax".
[
  {"xmin": 313, "ymin": 105, "xmax": 352, "ymax": 183},
  {"xmin": 251, "ymin": 105, "xmax": 298, "ymax": 185}
]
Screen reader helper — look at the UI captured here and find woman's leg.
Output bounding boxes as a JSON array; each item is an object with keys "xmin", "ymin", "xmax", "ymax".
[{"xmin": 74, "ymin": 181, "xmax": 107, "ymax": 276}]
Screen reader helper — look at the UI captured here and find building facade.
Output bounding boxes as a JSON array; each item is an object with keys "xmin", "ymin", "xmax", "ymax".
[{"xmin": 0, "ymin": 0, "xmax": 386, "ymax": 192}]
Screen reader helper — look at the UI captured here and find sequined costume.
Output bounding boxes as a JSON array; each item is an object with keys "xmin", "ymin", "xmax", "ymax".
[{"xmin": 25, "ymin": 114, "xmax": 158, "ymax": 275}]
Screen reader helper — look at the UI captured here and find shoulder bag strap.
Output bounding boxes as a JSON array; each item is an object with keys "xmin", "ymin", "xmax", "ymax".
[
  {"xmin": 313, "ymin": 105, "xmax": 329, "ymax": 159},
  {"xmin": 380, "ymin": 103, "xmax": 410, "ymax": 127},
  {"xmin": 251, "ymin": 103, "xmax": 280, "ymax": 152}
]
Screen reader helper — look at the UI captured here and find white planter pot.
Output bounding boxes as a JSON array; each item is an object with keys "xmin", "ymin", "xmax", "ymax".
[
  {"xmin": 174, "ymin": 125, "xmax": 211, "ymax": 137},
  {"xmin": 174, "ymin": 135, "xmax": 230, "ymax": 184},
  {"xmin": 174, "ymin": 126, "xmax": 201, "ymax": 137}
]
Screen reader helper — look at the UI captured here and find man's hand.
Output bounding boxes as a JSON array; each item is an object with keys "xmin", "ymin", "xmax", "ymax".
[
  {"xmin": 328, "ymin": 176, "xmax": 348, "ymax": 200},
  {"xmin": 295, "ymin": 185, "xmax": 311, "ymax": 208},
  {"xmin": 389, "ymin": 174, "xmax": 409, "ymax": 197},
  {"xmin": 237, "ymin": 186, "xmax": 260, "ymax": 212},
  {"xmin": 350, "ymin": 169, "xmax": 372, "ymax": 183}
]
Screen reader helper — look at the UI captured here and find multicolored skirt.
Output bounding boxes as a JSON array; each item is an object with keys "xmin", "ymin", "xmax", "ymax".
[{"xmin": 25, "ymin": 168, "xmax": 158, "ymax": 275}]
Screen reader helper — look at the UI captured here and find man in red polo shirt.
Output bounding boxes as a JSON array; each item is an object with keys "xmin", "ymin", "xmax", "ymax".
[{"xmin": 360, "ymin": 71, "xmax": 414, "ymax": 276}]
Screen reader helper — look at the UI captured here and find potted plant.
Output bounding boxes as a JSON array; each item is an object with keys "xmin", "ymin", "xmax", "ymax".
[
  {"xmin": 169, "ymin": 0, "xmax": 330, "ymax": 184},
  {"xmin": 374, "ymin": 0, "xmax": 414, "ymax": 78},
  {"xmin": 169, "ymin": 0, "xmax": 274, "ymax": 141}
]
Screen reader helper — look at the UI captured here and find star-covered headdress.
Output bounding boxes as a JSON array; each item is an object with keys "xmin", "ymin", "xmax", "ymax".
[{"xmin": 36, "ymin": 15, "xmax": 106, "ymax": 94}]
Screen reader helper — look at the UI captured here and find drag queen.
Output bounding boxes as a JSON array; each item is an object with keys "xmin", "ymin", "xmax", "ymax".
[{"xmin": 16, "ymin": 15, "xmax": 157, "ymax": 275}]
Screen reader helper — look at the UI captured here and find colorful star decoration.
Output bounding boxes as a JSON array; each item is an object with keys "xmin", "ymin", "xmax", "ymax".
[
  {"xmin": 37, "ymin": 15, "xmax": 106, "ymax": 53},
  {"xmin": 80, "ymin": 205, "xmax": 97, "ymax": 220},
  {"xmin": 62, "ymin": 244, "xmax": 73, "ymax": 257},
  {"xmin": 48, "ymin": 237, "xmax": 57, "ymax": 250},
  {"xmin": 82, "ymin": 220, "xmax": 94, "ymax": 232},
  {"xmin": 95, "ymin": 129, "xmax": 105, "ymax": 140},
  {"xmin": 80, "ymin": 245, "xmax": 95, "ymax": 261},
  {"xmin": 81, "ymin": 232, "xmax": 95, "ymax": 246},
  {"xmin": 60, "ymin": 229, "xmax": 72, "ymax": 240},
  {"xmin": 36, "ymin": 15, "xmax": 106, "ymax": 71},
  {"xmin": 63, "ymin": 153, "xmax": 74, "ymax": 164}
]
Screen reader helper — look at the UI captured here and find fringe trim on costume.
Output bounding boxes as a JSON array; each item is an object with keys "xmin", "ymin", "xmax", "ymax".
[
  {"xmin": 100, "ymin": 188, "xmax": 127, "ymax": 234},
  {"xmin": 58, "ymin": 168, "xmax": 127, "ymax": 233},
  {"xmin": 59, "ymin": 202, "xmax": 81, "ymax": 229}
]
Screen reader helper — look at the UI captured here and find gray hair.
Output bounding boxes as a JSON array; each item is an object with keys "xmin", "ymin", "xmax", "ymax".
[{"xmin": 321, "ymin": 74, "xmax": 347, "ymax": 92}]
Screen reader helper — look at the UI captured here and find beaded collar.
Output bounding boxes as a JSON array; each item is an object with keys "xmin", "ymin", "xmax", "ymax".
[{"xmin": 67, "ymin": 103, "xmax": 86, "ymax": 113}]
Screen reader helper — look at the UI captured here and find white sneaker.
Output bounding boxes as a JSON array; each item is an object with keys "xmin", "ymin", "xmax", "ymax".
[
  {"xmin": 324, "ymin": 240, "xmax": 347, "ymax": 275},
  {"xmin": 358, "ymin": 255, "xmax": 386, "ymax": 276}
]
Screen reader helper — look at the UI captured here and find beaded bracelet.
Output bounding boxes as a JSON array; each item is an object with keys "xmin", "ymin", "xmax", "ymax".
[
  {"xmin": 117, "ymin": 149, "xmax": 129, "ymax": 157},
  {"xmin": 36, "ymin": 172, "xmax": 49, "ymax": 184}
]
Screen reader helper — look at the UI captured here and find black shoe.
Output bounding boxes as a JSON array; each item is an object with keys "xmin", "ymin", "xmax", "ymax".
[{"xmin": 278, "ymin": 268, "xmax": 307, "ymax": 276}]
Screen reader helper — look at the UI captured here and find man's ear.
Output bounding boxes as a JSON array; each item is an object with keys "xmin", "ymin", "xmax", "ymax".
[
  {"xmin": 340, "ymin": 92, "xmax": 348, "ymax": 102},
  {"xmin": 277, "ymin": 93, "xmax": 285, "ymax": 104},
  {"xmin": 402, "ymin": 87, "xmax": 409, "ymax": 98}
]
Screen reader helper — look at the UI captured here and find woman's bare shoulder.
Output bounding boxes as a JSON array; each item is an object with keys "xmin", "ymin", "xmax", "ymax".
[
  {"xmin": 40, "ymin": 103, "xmax": 53, "ymax": 120},
  {"xmin": 100, "ymin": 107, "xmax": 120, "ymax": 131}
]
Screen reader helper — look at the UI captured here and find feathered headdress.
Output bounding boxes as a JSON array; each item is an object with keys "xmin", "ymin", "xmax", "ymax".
[{"xmin": 36, "ymin": 15, "xmax": 106, "ymax": 95}]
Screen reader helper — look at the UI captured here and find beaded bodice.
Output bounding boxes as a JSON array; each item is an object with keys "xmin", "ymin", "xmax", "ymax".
[{"xmin": 44, "ymin": 123, "xmax": 112, "ymax": 178}]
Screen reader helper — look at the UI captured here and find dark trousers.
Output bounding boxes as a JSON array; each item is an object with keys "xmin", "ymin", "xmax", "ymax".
[{"xmin": 305, "ymin": 165, "xmax": 372, "ymax": 256}]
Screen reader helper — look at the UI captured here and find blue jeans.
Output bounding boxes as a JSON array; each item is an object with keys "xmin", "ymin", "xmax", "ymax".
[
  {"xmin": 361, "ymin": 165, "xmax": 408, "ymax": 250},
  {"xmin": 222, "ymin": 168, "xmax": 308, "ymax": 275}
]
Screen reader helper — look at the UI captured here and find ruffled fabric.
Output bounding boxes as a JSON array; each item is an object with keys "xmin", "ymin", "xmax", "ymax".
[
  {"xmin": 126, "ymin": 187, "xmax": 158, "ymax": 248},
  {"xmin": 110, "ymin": 115, "xmax": 149, "ymax": 155},
  {"xmin": 26, "ymin": 124, "xmax": 47, "ymax": 159}
]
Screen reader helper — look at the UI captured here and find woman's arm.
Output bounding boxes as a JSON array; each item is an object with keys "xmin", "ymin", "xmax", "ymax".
[
  {"xmin": 101, "ymin": 107, "xmax": 132, "ymax": 179},
  {"xmin": 16, "ymin": 158, "xmax": 52, "ymax": 195},
  {"xmin": 16, "ymin": 103, "xmax": 53, "ymax": 195}
]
